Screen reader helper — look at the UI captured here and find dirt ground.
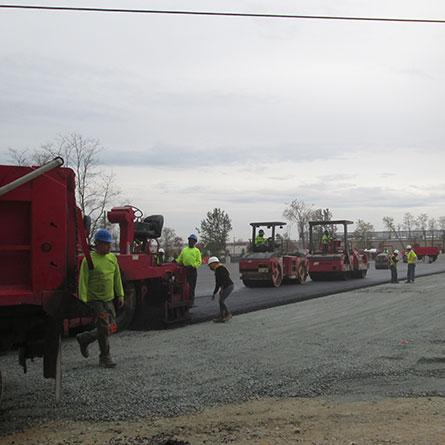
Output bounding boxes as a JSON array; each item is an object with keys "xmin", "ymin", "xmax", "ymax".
[{"xmin": 2, "ymin": 396, "xmax": 445, "ymax": 444}]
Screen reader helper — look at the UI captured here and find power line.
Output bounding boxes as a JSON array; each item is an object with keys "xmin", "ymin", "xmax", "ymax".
[{"xmin": 1, "ymin": 4, "xmax": 445, "ymax": 24}]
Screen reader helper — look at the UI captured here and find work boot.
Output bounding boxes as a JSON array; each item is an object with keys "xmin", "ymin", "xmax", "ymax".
[
  {"xmin": 405, "ymin": 280, "xmax": 411, "ymax": 283},
  {"xmin": 223, "ymin": 313, "xmax": 232, "ymax": 321},
  {"xmin": 76, "ymin": 334, "xmax": 90, "ymax": 358},
  {"xmin": 213, "ymin": 317, "xmax": 225, "ymax": 323},
  {"xmin": 99, "ymin": 355, "xmax": 117, "ymax": 368}
]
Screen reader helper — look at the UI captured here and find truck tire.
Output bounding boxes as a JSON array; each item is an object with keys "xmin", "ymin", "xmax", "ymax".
[
  {"xmin": 116, "ymin": 281, "xmax": 136, "ymax": 331},
  {"xmin": 271, "ymin": 262, "xmax": 283, "ymax": 287},
  {"xmin": 297, "ymin": 262, "xmax": 308, "ymax": 284},
  {"xmin": 242, "ymin": 279, "xmax": 254, "ymax": 288}
]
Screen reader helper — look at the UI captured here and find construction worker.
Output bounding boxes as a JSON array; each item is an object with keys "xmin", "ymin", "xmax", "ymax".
[
  {"xmin": 255, "ymin": 229, "xmax": 268, "ymax": 248},
  {"xmin": 405, "ymin": 245, "xmax": 417, "ymax": 283},
  {"xmin": 157, "ymin": 248, "xmax": 166, "ymax": 265},
  {"xmin": 208, "ymin": 256, "xmax": 234, "ymax": 323},
  {"xmin": 390, "ymin": 250, "xmax": 399, "ymax": 283},
  {"xmin": 176, "ymin": 234, "xmax": 202, "ymax": 298},
  {"xmin": 321, "ymin": 230, "xmax": 329, "ymax": 253},
  {"xmin": 76, "ymin": 229, "xmax": 124, "ymax": 368}
]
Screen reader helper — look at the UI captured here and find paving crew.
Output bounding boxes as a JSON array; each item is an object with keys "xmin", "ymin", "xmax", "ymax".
[
  {"xmin": 405, "ymin": 245, "xmax": 417, "ymax": 283},
  {"xmin": 255, "ymin": 229, "xmax": 268, "ymax": 248},
  {"xmin": 176, "ymin": 234, "xmax": 202, "ymax": 299},
  {"xmin": 389, "ymin": 249, "xmax": 400, "ymax": 283},
  {"xmin": 76, "ymin": 229, "xmax": 124, "ymax": 368},
  {"xmin": 208, "ymin": 256, "xmax": 234, "ymax": 323}
]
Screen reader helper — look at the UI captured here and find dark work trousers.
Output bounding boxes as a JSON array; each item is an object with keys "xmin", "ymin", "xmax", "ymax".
[
  {"xmin": 407, "ymin": 263, "xmax": 416, "ymax": 282},
  {"xmin": 219, "ymin": 283, "xmax": 234, "ymax": 317},
  {"xmin": 187, "ymin": 267, "xmax": 198, "ymax": 299},
  {"xmin": 390, "ymin": 266, "xmax": 398, "ymax": 283},
  {"xmin": 78, "ymin": 300, "xmax": 117, "ymax": 359}
]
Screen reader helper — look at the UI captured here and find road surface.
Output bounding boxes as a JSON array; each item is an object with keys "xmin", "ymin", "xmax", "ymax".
[{"xmin": 192, "ymin": 255, "xmax": 445, "ymax": 322}]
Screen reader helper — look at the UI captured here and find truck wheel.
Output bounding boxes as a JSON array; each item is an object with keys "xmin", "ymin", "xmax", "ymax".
[
  {"xmin": 116, "ymin": 282, "xmax": 136, "ymax": 331},
  {"xmin": 343, "ymin": 271, "xmax": 352, "ymax": 280},
  {"xmin": 271, "ymin": 262, "xmax": 283, "ymax": 287},
  {"xmin": 297, "ymin": 262, "xmax": 308, "ymax": 284},
  {"xmin": 242, "ymin": 279, "xmax": 253, "ymax": 288}
]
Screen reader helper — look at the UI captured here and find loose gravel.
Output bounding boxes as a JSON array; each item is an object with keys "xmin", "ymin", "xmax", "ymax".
[{"xmin": 1, "ymin": 273, "xmax": 445, "ymax": 437}]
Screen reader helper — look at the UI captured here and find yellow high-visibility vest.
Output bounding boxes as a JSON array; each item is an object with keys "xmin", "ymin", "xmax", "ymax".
[{"xmin": 407, "ymin": 250, "xmax": 417, "ymax": 264}]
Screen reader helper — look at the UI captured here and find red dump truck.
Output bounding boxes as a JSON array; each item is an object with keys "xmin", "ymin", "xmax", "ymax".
[
  {"xmin": 402, "ymin": 243, "xmax": 440, "ymax": 263},
  {"xmin": 0, "ymin": 159, "xmax": 192, "ymax": 404}
]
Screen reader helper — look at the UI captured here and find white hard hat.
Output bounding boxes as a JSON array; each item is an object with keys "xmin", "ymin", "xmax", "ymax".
[
  {"xmin": 394, "ymin": 250, "xmax": 399, "ymax": 254},
  {"xmin": 159, "ymin": 248, "xmax": 165, "ymax": 253},
  {"xmin": 208, "ymin": 256, "xmax": 219, "ymax": 264},
  {"xmin": 406, "ymin": 245, "xmax": 412, "ymax": 249}
]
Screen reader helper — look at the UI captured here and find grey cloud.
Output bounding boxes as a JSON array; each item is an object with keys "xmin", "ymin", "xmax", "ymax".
[{"xmin": 102, "ymin": 143, "xmax": 344, "ymax": 168}]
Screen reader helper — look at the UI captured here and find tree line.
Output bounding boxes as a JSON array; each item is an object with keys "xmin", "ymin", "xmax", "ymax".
[
  {"xmin": 354, "ymin": 214, "xmax": 445, "ymax": 249},
  {"xmin": 8, "ymin": 135, "xmax": 445, "ymax": 256}
]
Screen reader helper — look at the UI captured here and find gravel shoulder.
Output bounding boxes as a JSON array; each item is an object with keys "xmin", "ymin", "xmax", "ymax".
[{"xmin": 1, "ymin": 274, "xmax": 445, "ymax": 443}]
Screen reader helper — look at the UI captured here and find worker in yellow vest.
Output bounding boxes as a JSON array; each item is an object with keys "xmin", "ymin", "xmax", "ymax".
[
  {"xmin": 255, "ymin": 229, "xmax": 268, "ymax": 248},
  {"xmin": 176, "ymin": 234, "xmax": 202, "ymax": 298},
  {"xmin": 405, "ymin": 245, "xmax": 417, "ymax": 283},
  {"xmin": 77, "ymin": 229, "xmax": 124, "ymax": 368},
  {"xmin": 321, "ymin": 230, "xmax": 329, "ymax": 253}
]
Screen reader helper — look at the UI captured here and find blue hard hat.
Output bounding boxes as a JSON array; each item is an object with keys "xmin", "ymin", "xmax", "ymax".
[
  {"xmin": 94, "ymin": 229, "xmax": 112, "ymax": 243},
  {"xmin": 188, "ymin": 234, "xmax": 198, "ymax": 241}
]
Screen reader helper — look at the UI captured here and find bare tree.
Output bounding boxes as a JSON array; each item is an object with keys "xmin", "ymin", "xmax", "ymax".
[
  {"xmin": 403, "ymin": 212, "xmax": 415, "ymax": 242},
  {"xmin": 8, "ymin": 133, "xmax": 120, "ymax": 240},
  {"xmin": 8, "ymin": 148, "xmax": 29, "ymax": 166},
  {"xmin": 161, "ymin": 227, "xmax": 184, "ymax": 256},
  {"xmin": 310, "ymin": 208, "xmax": 336, "ymax": 239},
  {"xmin": 438, "ymin": 217, "xmax": 445, "ymax": 252},
  {"xmin": 382, "ymin": 216, "xmax": 404, "ymax": 248},
  {"xmin": 415, "ymin": 213, "xmax": 429, "ymax": 244},
  {"xmin": 282, "ymin": 199, "xmax": 313, "ymax": 249},
  {"xmin": 354, "ymin": 220, "xmax": 375, "ymax": 250},
  {"xmin": 429, "ymin": 218, "xmax": 437, "ymax": 247}
]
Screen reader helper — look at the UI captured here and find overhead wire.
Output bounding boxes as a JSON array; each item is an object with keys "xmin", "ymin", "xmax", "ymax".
[{"xmin": 0, "ymin": 4, "xmax": 445, "ymax": 24}]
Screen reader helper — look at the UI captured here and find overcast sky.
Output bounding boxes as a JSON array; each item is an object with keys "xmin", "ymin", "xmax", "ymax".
[{"xmin": 1, "ymin": 0, "xmax": 445, "ymax": 241}]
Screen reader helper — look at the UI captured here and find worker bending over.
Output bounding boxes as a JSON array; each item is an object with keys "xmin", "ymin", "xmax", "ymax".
[{"xmin": 208, "ymin": 256, "xmax": 234, "ymax": 323}]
